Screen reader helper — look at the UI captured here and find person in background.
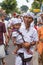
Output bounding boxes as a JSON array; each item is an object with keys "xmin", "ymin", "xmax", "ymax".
[
  {"xmin": 7, "ymin": 12, "xmax": 17, "ymax": 39},
  {"xmin": 37, "ymin": 12, "xmax": 43, "ymax": 26},
  {"xmin": 37, "ymin": 25, "xmax": 43, "ymax": 64},
  {"xmin": 1, "ymin": 12, "xmax": 9, "ymax": 55},
  {"xmin": 0, "ymin": 13, "xmax": 8, "ymax": 65}
]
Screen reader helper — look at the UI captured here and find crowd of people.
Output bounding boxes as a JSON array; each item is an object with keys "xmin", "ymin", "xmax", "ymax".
[{"xmin": 0, "ymin": 9, "xmax": 43, "ymax": 65}]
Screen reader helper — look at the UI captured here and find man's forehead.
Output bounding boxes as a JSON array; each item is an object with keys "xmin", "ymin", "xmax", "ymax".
[
  {"xmin": 14, "ymin": 23, "xmax": 21, "ymax": 25},
  {"xmin": 23, "ymin": 16, "xmax": 28, "ymax": 17},
  {"xmin": 28, "ymin": 16, "xmax": 33, "ymax": 18}
]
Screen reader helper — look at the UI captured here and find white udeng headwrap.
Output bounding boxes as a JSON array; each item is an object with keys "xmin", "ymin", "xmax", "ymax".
[
  {"xmin": 26, "ymin": 12, "xmax": 35, "ymax": 27},
  {"xmin": 12, "ymin": 18, "xmax": 21, "ymax": 25},
  {"xmin": 22, "ymin": 12, "xmax": 34, "ymax": 19},
  {"xmin": 27, "ymin": 12, "xmax": 35, "ymax": 19},
  {"xmin": 22, "ymin": 13, "xmax": 28, "ymax": 17}
]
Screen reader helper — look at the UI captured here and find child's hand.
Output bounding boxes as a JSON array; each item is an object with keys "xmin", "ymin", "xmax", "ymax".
[
  {"xmin": 12, "ymin": 52, "xmax": 15, "ymax": 55},
  {"xmin": 27, "ymin": 50, "xmax": 33, "ymax": 55}
]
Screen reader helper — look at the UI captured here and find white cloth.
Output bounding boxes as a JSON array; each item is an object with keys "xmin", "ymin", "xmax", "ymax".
[
  {"xmin": 27, "ymin": 12, "xmax": 34, "ymax": 19},
  {"xmin": 8, "ymin": 18, "xmax": 21, "ymax": 28},
  {"xmin": 7, "ymin": 17, "xmax": 16, "ymax": 27},
  {"xmin": 11, "ymin": 18, "xmax": 18, "ymax": 24},
  {"xmin": 0, "ymin": 45, "xmax": 5, "ymax": 58},
  {"xmin": 20, "ymin": 22, "xmax": 38, "ymax": 42},
  {"xmin": 18, "ymin": 18, "xmax": 22, "ymax": 23},
  {"xmin": 37, "ymin": 17, "xmax": 43, "ymax": 27},
  {"xmin": 17, "ymin": 48, "xmax": 33, "ymax": 59},
  {"xmin": 15, "ymin": 56, "xmax": 22, "ymax": 65},
  {"xmin": 12, "ymin": 31, "xmax": 23, "ymax": 44},
  {"xmin": 15, "ymin": 55, "xmax": 32, "ymax": 65},
  {"xmin": 22, "ymin": 13, "xmax": 28, "ymax": 17},
  {"xmin": 30, "ymin": 21, "xmax": 34, "ymax": 27},
  {"xmin": 37, "ymin": 17, "xmax": 43, "ymax": 23},
  {"xmin": 22, "ymin": 12, "xmax": 34, "ymax": 19}
]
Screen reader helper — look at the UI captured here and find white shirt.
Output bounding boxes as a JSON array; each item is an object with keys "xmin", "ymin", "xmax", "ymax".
[
  {"xmin": 17, "ymin": 22, "xmax": 38, "ymax": 58},
  {"xmin": 20, "ymin": 22, "xmax": 38, "ymax": 42},
  {"xmin": 12, "ymin": 31, "xmax": 23, "ymax": 44},
  {"xmin": 30, "ymin": 21, "xmax": 34, "ymax": 27}
]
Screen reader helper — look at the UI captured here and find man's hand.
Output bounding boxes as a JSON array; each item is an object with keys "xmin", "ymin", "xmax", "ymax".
[{"xmin": 22, "ymin": 42, "xmax": 30, "ymax": 48}]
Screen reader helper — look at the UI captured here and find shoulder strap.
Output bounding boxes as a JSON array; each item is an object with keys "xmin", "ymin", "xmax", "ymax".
[{"xmin": 17, "ymin": 30, "xmax": 25, "ymax": 43}]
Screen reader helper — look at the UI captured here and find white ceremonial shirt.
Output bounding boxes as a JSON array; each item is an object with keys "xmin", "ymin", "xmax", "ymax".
[{"xmin": 17, "ymin": 22, "xmax": 38, "ymax": 58}]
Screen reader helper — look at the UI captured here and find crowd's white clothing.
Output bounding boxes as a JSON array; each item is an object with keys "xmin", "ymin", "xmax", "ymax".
[
  {"xmin": 37, "ymin": 17, "xmax": 43, "ymax": 23},
  {"xmin": 37, "ymin": 16, "xmax": 43, "ymax": 27}
]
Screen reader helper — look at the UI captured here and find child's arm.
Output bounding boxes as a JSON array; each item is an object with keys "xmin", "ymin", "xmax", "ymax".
[
  {"xmin": 13, "ymin": 45, "xmax": 22, "ymax": 54},
  {"xmin": 13, "ymin": 46, "xmax": 19, "ymax": 54},
  {"xmin": 12, "ymin": 37, "xmax": 16, "ymax": 45},
  {"xmin": 12, "ymin": 38, "xmax": 22, "ymax": 54}
]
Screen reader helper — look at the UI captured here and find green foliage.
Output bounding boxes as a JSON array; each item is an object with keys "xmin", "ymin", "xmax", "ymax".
[
  {"xmin": 26, "ymin": 0, "xmax": 29, "ymax": 2},
  {"xmin": 35, "ymin": 0, "xmax": 43, "ymax": 7},
  {"xmin": 35, "ymin": 0, "xmax": 43, "ymax": 2},
  {"xmin": 32, "ymin": 1, "xmax": 40, "ymax": 9},
  {"xmin": 31, "ymin": 0, "xmax": 43, "ymax": 12},
  {"xmin": 13, "ymin": 7, "xmax": 21, "ymax": 14},
  {"xmin": 20, "ymin": 5, "xmax": 29, "ymax": 12},
  {"xmin": 0, "ymin": 0, "xmax": 17, "ymax": 14}
]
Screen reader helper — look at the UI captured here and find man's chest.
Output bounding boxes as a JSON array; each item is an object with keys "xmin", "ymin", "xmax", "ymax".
[{"xmin": 19, "ymin": 29, "xmax": 34, "ymax": 42}]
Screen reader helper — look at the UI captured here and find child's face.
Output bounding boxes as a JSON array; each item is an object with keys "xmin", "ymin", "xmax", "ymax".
[{"xmin": 14, "ymin": 23, "xmax": 21, "ymax": 30}]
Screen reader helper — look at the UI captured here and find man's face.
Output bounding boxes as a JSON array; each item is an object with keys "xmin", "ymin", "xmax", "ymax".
[
  {"xmin": 28, "ymin": 16, "xmax": 33, "ymax": 23},
  {"xmin": 23, "ymin": 16, "xmax": 29, "ymax": 24},
  {"xmin": 23, "ymin": 16, "xmax": 33, "ymax": 25},
  {"xmin": 23, "ymin": 16, "xmax": 28, "ymax": 21}
]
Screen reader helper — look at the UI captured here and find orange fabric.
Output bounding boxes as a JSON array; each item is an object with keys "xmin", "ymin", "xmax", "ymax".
[
  {"xmin": 37, "ymin": 26, "xmax": 43, "ymax": 55},
  {"xmin": 37, "ymin": 42, "xmax": 43, "ymax": 55}
]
